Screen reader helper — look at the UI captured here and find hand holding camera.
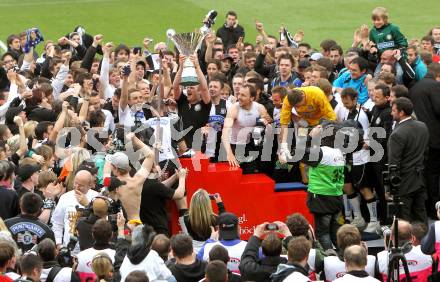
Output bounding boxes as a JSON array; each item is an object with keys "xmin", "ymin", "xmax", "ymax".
[{"xmin": 120, "ymin": 63, "xmax": 131, "ymax": 77}]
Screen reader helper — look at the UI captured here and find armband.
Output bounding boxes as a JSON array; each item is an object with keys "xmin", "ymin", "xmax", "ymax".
[{"xmin": 27, "ymin": 150, "xmax": 35, "ymax": 158}]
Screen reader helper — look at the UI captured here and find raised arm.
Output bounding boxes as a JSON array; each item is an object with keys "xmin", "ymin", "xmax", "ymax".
[
  {"xmin": 80, "ymin": 34, "xmax": 102, "ymax": 71},
  {"xmin": 14, "ymin": 116, "xmax": 28, "ymax": 157},
  {"xmin": 52, "ymin": 52, "xmax": 71, "ymax": 99},
  {"xmin": 48, "ymin": 101, "xmax": 68, "ymax": 143},
  {"xmin": 119, "ymin": 63, "xmax": 130, "ymax": 110},
  {"xmin": 190, "ymin": 54, "xmax": 210, "ymax": 104},
  {"xmin": 172, "ymin": 55, "xmax": 185, "ymax": 101}
]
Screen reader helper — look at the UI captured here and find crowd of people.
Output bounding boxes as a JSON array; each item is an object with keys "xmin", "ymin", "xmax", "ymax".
[{"xmin": 0, "ymin": 5, "xmax": 439, "ymax": 282}]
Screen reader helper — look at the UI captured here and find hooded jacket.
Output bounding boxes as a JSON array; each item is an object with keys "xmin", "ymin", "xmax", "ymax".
[
  {"xmin": 119, "ymin": 244, "xmax": 174, "ymax": 282},
  {"xmin": 270, "ymin": 262, "xmax": 310, "ymax": 282}
]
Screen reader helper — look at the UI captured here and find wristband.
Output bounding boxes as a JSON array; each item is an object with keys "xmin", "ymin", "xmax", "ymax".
[
  {"xmin": 43, "ymin": 198, "xmax": 56, "ymax": 210},
  {"xmin": 27, "ymin": 150, "xmax": 35, "ymax": 158}
]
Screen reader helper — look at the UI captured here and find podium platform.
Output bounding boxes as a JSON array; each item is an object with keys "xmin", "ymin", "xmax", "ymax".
[{"xmin": 172, "ymin": 152, "xmax": 314, "ymax": 240}]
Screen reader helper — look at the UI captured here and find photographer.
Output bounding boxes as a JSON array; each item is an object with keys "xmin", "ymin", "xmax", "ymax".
[
  {"xmin": 38, "ymin": 238, "xmax": 74, "ymax": 282},
  {"xmin": 377, "ymin": 220, "xmax": 432, "ymax": 282},
  {"xmin": 239, "ymin": 221, "xmax": 289, "ymax": 282},
  {"xmin": 76, "ymin": 196, "xmax": 113, "ymax": 251},
  {"xmin": 388, "ymin": 97, "xmax": 429, "ymax": 223}
]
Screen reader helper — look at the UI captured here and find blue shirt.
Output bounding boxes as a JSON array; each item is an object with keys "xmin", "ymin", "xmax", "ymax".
[{"xmin": 333, "ymin": 71, "xmax": 369, "ymax": 105}]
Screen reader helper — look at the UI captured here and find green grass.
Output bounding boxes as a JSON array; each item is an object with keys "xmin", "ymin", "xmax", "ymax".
[{"xmin": 0, "ymin": 0, "xmax": 439, "ymax": 52}]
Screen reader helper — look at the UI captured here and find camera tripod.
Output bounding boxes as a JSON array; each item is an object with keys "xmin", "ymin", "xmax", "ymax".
[{"xmin": 386, "ymin": 195, "xmax": 411, "ymax": 282}]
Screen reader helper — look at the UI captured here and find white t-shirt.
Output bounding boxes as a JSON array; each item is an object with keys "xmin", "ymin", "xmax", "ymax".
[
  {"xmin": 335, "ymin": 106, "xmax": 370, "ymax": 165},
  {"xmin": 51, "ymin": 189, "xmax": 99, "ymax": 246},
  {"xmin": 40, "ymin": 267, "xmax": 72, "ymax": 282},
  {"xmin": 76, "ymin": 247, "xmax": 116, "ymax": 281},
  {"xmin": 118, "ymin": 105, "xmax": 147, "ymax": 128},
  {"xmin": 333, "ymin": 273, "xmax": 381, "ymax": 281},
  {"xmin": 119, "ymin": 250, "xmax": 173, "ymax": 282},
  {"xmin": 145, "ymin": 116, "xmax": 175, "ymax": 162}
]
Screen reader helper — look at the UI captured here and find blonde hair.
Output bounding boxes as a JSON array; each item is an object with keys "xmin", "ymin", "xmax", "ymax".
[
  {"xmin": 189, "ymin": 189, "xmax": 216, "ymax": 239},
  {"xmin": 371, "ymin": 7, "xmax": 389, "ymax": 21},
  {"xmin": 7, "ymin": 135, "xmax": 20, "ymax": 154},
  {"xmin": 65, "ymin": 148, "xmax": 91, "ymax": 191},
  {"xmin": 23, "ymin": 121, "xmax": 38, "ymax": 139},
  {"xmin": 91, "ymin": 252, "xmax": 113, "ymax": 281}
]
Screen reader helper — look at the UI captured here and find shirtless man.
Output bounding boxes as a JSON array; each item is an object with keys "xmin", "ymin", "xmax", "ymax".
[{"xmin": 104, "ymin": 133, "xmax": 154, "ymax": 223}]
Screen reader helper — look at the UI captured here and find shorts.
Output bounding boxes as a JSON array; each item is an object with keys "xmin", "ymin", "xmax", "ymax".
[{"xmin": 344, "ymin": 164, "xmax": 372, "ymax": 189}]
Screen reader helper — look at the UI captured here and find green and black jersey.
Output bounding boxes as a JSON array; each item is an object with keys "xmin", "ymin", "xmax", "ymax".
[{"xmin": 369, "ymin": 23, "xmax": 408, "ymax": 54}]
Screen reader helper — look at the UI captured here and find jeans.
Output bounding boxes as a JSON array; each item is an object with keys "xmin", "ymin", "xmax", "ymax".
[{"xmin": 313, "ymin": 212, "xmax": 340, "ymax": 251}]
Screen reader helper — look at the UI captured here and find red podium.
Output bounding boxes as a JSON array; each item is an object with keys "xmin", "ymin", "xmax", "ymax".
[{"xmin": 171, "ymin": 152, "xmax": 314, "ymax": 240}]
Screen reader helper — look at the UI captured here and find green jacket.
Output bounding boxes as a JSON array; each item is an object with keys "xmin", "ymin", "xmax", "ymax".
[{"xmin": 369, "ymin": 23, "xmax": 408, "ymax": 54}]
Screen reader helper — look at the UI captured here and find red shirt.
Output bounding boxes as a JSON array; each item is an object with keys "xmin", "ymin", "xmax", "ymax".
[{"xmin": 0, "ymin": 275, "xmax": 13, "ymax": 282}]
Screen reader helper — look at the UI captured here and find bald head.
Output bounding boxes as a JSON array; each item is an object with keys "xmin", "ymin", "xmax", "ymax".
[
  {"xmin": 344, "ymin": 245, "xmax": 367, "ymax": 271},
  {"xmin": 73, "ymin": 170, "xmax": 94, "ymax": 193},
  {"xmin": 381, "ymin": 50, "xmax": 396, "ymax": 64},
  {"xmin": 393, "ymin": 220, "xmax": 413, "ymax": 245}
]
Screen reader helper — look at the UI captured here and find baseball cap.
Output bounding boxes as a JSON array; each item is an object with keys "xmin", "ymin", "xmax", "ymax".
[
  {"xmin": 217, "ymin": 212, "xmax": 239, "ymax": 240},
  {"xmin": 298, "ymin": 59, "xmax": 311, "ymax": 69},
  {"xmin": 18, "ymin": 164, "xmax": 41, "ymax": 181},
  {"xmin": 105, "ymin": 152, "xmax": 130, "ymax": 170},
  {"xmin": 221, "ymin": 54, "xmax": 233, "ymax": 62},
  {"xmin": 103, "ymin": 176, "xmax": 126, "ymax": 192},
  {"xmin": 310, "ymin": 52, "xmax": 324, "ymax": 61}
]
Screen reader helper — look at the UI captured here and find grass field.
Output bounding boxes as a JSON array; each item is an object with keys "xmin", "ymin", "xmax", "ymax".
[{"xmin": 0, "ymin": 0, "xmax": 439, "ymax": 51}]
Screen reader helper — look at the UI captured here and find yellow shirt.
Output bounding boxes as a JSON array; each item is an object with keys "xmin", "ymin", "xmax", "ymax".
[{"xmin": 280, "ymin": 86, "xmax": 336, "ymax": 126}]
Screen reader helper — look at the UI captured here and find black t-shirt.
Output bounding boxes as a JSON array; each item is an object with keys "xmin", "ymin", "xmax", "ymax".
[
  {"xmin": 140, "ymin": 179, "xmax": 175, "ymax": 235},
  {"xmin": 176, "ymin": 93, "xmax": 211, "ymax": 149},
  {"xmin": 0, "ymin": 186, "xmax": 19, "ymax": 220},
  {"xmin": 168, "ymin": 259, "xmax": 207, "ymax": 282}
]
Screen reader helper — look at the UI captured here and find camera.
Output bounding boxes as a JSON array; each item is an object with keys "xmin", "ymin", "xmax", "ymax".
[
  {"xmin": 252, "ymin": 118, "xmax": 266, "ymax": 147},
  {"xmin": 209, "ymin": 193, "xmax": 219, "ymax": 200},
  {"xmin": 108, "ymin": 126, "xmax": 126, "ymax": 154},
  {"xmin": 57, "ymin": 235, "xmax": 78, "ymax": 267},
  {"xmin": 382, "ymin": 164, "xmax": 402, "ymax": 218},
  {"xmin": 382, "ymin": 164, "xmax": 401, "ymax": 196},
  {"xmin": 265, "ymin": 223, "xmax": 279, "ymax": 231},
  {"xmin": 121, "ymin": 64, "xmax": 131, "ymax": 76},
  {"xmin": 200, "ymin": 10, "xmax": 217, "ymax": 34}
]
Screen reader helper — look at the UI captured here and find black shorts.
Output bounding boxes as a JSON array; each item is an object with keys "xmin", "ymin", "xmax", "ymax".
[{"xmin": 344, "ymin": 164, "xmax": 372, "ymax": 189}]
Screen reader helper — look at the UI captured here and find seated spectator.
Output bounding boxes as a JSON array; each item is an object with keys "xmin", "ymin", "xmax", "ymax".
[
  {"xmin": 76, "ymin": 219, "xmax": 115, "ymax": 281},
  {"xmin": 5, "ymin": 192, "xmax": 55, "ymax": 253},
  {"xmin": 119, "ymin": 224, "xmax": 174, "ymax": 282},
  {"xmin": 197, "ymin": 212, "xmax": 247, "ymax": 273},
  {"xmin": 167, "ymin": 234, "xmax": 207, "ymax": 282},
  {"xmin": 333, "ymin": 245, "xmax": 381, "ymax": 281},
  {"xmin": 271, "ymin": 236, "xmax": 311, "ymax": 282},
  {"xmin": 208, "ymin": 245, "xmax": 241, "ymax": 282},
  {"xmin": 37, "ymin": 238, "xmax": 73, "ymax": 282},
  {"xmin": 324, "ymin": 224, "xmax": 376, "ymax": 281},
  {"xmin": 239, "ymin": 222, "xmax": 289, "ymax": 282}
]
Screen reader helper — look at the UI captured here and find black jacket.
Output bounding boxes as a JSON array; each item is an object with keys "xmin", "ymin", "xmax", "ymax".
[
  {"xmin": 369, "ymin": 102, "xmax": 393, "ymax": 161},
  {"xmin": 167, "ymin": 259, "xmax": 207, "ymax": 282},
  {"xmin": 216, "ymin": 24, "xmax": 245, "ymax": 49},
  {"xmin": 388, "ymin": 118, "xmax": 429, "ymax": 195},
  {"xmin": 0, "ymin": 186, "xmax": 19, "ymax": 220},
  {"xmin": 409, "ymin": 74, "xmax": 440, "ymax": 149},
  {"xmin": 239, "ymin": 236, "xmax": 287, "ymax": 282},
  {"xmin": 5, "ymin": 214, "xmax": 55, "ymax": 252},
  {"xmin": 255, "ymin": 54, "xmax": 277, "ymax": 81},
  {"xmin": 76, "ymin": 214, "xmax": 100, "ymax": 251}
]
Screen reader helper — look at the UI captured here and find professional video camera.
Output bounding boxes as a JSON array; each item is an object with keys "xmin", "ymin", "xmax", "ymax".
[{"xmin": 382, "ymin": 164, "xmax": 402, "ymax": 218}]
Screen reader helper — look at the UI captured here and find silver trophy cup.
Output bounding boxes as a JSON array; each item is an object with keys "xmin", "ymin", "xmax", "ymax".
[{"xmin": 167, "ymin": 29, "xmax": 206, "ymax": 86}]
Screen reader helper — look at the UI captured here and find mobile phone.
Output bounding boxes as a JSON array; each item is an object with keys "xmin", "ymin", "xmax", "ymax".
[
  {"xmin": 133, "ymin": 47, "xmax": 142, "ymax": 55},
  {"xmin": 265, "ymin": 223, "xmax": 279, "ymax": 231},
  {"xmin": 209, "ymin": 193, "xmax": 219, "ymax": 200}
]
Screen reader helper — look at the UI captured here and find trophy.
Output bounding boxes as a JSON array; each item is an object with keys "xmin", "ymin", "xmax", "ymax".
[{"xmin": 166, "ymin": 29, "xmax": 206, "ymax": 86}]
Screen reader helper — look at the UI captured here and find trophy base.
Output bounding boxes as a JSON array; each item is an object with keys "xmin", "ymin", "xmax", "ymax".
[{"xmin": 180, "ymin": 76, "xmax": 200, "ymax": 86}]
